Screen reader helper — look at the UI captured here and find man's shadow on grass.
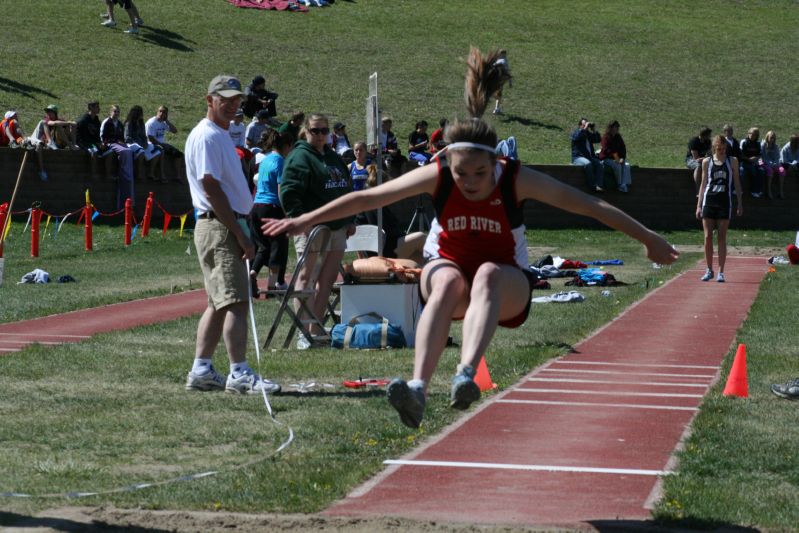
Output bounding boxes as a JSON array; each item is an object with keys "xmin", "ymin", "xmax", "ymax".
[
  {"xmin": 136, "ymin": 26, "xmax": 196, "ymax": 52},
  {"xmin": 0, "ymin": 77, "xmax": 57, "ymax": 99},
  {"xmin": 498, "ymin": 113, "xmax": 563, "ymax": 131},
  {"xmin": 0, "ymin": 511, "xmax": 171, "ymax": 532}
]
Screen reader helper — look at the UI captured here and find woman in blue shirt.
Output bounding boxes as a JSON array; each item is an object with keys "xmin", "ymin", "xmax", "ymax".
[{"xmin": 249, "ymin": 130, "xmax": 293, "ymax": 296}]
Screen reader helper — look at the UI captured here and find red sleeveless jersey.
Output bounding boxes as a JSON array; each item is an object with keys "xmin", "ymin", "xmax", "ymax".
[{"xmin": 423, "ymin": 156, "xmax": 528, "ymax": 280}]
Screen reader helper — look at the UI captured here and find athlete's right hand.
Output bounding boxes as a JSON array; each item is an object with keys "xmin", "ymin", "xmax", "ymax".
[{"xmin": 261, "ymin": 216, "xmax": 309, "ymax": 237}]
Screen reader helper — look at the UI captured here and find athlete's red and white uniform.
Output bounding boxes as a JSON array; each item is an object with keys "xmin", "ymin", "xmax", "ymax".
[{"xmin": 422, "ymin": 155, "xmax": 532, "ymax": 327}]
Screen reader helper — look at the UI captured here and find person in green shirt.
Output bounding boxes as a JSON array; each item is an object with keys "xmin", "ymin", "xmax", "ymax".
[
  {"xmin": 279, "ymin": 113, "xmax": 354, "ymax": 349},
  {"xmin": 277, "ymin": 111, "xmax": 305, "ymax": 144}
]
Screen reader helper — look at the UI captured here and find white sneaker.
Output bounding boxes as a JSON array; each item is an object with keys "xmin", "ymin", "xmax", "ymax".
[
  {"xmin": 185, "ymin": 367, "xmax": 225, "ymax": 391},
  {"xmin": 716, "ymin": 272, "xmax": 725, "ymax": 283},
  {"xmin": 47, "ymin": 141, "xmax": 58, "ymax": 150},
  {"xmin": 226, "ymin": 371, "xmax": 281, "ymax": 395},
  {"xmin": 700, "ymin": 268, "xmax": 714, "ymax": 282},
  {"xmin": 296, "ymin": 335, "xmax": 312, "ymax": 350},
  {"xmin": 101, "ymin": 19, "xmax": 117, "ymax": 27},
  {"xmin": 124, "ymin": 26, "xmax": 139, "ymax": 34}
]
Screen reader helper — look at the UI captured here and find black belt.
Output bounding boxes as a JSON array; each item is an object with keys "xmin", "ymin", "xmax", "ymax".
[{"xmin": 199, "ymin": 211, "xmax": 247, "ymax": 220}]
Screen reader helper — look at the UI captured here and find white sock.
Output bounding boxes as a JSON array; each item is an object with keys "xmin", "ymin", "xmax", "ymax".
[
  {"xmin": 192, "ymin": 358, "xmax": 212, "ymax": 375},
  {"xmin": 408, "ymin": 379, "xmax": 426, "ymax": 391},
  {"xmin": 231, "ymin": 362, "xmax": 251, "ymax": 377}
]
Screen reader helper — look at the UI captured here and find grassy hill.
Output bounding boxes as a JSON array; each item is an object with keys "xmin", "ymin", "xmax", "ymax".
[{"xmin": 2, "ymin": 0, "xmax": 799, "ymax": 167}]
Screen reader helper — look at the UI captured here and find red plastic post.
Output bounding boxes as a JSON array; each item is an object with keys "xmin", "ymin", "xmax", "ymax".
[
  {"xmin": 30, "ymin": 207, "xmax": 41, "ymax": 258},
  {"xmin": 84, "ymin": 205, "xmax": 93, "ymax": 252},
  {"xmin": 141, "ymin": 192, "xmax": 154, "ymax": 238},
  {"xmin": 124, "ymin": 197, "xmax": 133, "ymax": 246},
  {"xmin": 0, "ymin": 202, "xmax": 8, "ymax": 258}
]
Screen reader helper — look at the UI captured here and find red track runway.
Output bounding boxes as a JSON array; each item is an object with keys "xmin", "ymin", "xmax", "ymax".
[
  {"xmin": 324, "ymin": 257, "xmax": 768, "ymax": 528},
  {"xmin": 0, "ymin": 289, "xmax": 207, "ymax": 353}
]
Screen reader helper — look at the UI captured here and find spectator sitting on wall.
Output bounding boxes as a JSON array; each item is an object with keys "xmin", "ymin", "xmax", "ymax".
[
  {"xmin": 100, "ymin": 104, "xmax": 136, "ymax": 206},
  {"xmin": 760, "ymin": 130, "xmax": 785, "ymax": 199},
  {"xmin": 599, "ymin": 120, "xmax": 632, "ymax": 193},
  {"xmin": 570, "ymin": 117, "xmax": 604, "ymax": 192},
  {"xmin": 408, "ymin": 120, "xmax": 432, "ymax": 166},
  {"xmin": 76, "ymin": 100, "xmax": 113, "ymax": 180},
  {"xmin": 145, "ymin": 105, "xmax": 184, "ymax": 183},
  {"xmin": 40, "ymin": 104, "xmax": 78, "ymax": 150},
  {"xmin": 686, "ymin": 126, "xmax": 712, "ymax": 193},
  {"xmin": 740, "ymin": 127, "xmax": 765, "ymax": 198},
  {"xmin": 1, "ymin": 110, "xmax": 48, "ymax": 181},
  {"xmin": 124, "ymin": 104, "xmax": 162, "ymax": 181},
  {"xmin": 780, "ymin": 134, "xmax": 799, "ymax": 182}
]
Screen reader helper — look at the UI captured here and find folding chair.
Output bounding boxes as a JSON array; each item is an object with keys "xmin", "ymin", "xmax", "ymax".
[
  {"xmin": 325, "ymin": 225, "xmax": 386, "ymax": 325},
  {"xmin": 263, "ymin": 225, "xmax": 333, "ymax": 349}
]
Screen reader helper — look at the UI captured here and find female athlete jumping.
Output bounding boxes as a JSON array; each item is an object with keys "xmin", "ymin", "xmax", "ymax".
[{"xmin": 262, "ymin": 47, "xmax": 679, "ymax": 428}]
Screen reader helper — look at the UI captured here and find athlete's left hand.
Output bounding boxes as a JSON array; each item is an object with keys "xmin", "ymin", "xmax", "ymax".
[{"xmin": 643, "ymin": 231, "xmax": 679, "ymax": 265}]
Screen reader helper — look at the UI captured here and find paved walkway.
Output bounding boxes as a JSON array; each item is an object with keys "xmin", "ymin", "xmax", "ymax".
[{"xmin": 323, "ymin": 257, "xmax": 767, "ymax": 528}]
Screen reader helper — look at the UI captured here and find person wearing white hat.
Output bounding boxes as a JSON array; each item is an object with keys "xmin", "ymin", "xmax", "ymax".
[{"xmin": 1, "ymin": 110, "xmax": 48, "ymax": 181}]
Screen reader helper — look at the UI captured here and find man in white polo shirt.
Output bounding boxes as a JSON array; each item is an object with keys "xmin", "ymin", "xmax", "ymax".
[{"xmin": 184, "ymin": 74, "xmax": 281, "ymax": 395}]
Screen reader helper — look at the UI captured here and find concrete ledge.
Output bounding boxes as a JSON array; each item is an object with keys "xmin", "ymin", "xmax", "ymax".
[{"xmin": 1, "ymin": 148, "xmax": 796, "ymax": 230}]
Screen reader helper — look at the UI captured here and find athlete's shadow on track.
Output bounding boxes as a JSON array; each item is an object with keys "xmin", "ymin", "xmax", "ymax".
[{"xmin": 0, "ymin": 511, "xmax": 170, "ymax": 532}]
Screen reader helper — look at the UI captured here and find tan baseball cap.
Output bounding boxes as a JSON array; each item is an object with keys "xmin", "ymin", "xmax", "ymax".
[{"xmin": 207, "ymin": 75, "xmax": 244, "ymax": 97}]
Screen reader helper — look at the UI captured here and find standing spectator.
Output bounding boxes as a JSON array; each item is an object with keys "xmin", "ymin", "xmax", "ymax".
[
  {"xmin": 146, "ymin": 105, "xmax": 184, "ymax": 183},
  {"xmin": 599, "ymin": 120, "xmax": 632, "ymax": 193},
  {"xmin": 183, "ymin": 74, "xmax": 281, "ymax": 395},
  {"xmin": 229, "ymin": 109, "xmax": 253, "ymax": 185},
  {"xmin": 101, "ymin": 0, "xmax": 144, "ymax": 34},
  {"xmin": 429, "ymin": 118, "xmax": 448, "ymax": 153},
  {"xmin": 76, "ymin": 101, "xmax": 112, "ymax": 180},
  {"xmin": 740, "ymin": 127, "xmax": 764, "ymax": 198},
  {"xmin": 241, "ymin": 75, "xmax": 278, "ymax": 120},
  {"xmin": 760, "ymin": 130, "xmax": 785, "ymax": 199},
  {"xmin": 277, "ymin": 111, "xmax": 304, "ymax": 144},
  {"xmin": 40, "ymin": 104, "xmax": 78, "ymax": 150},
  {"xmin": 100, "ymin": 104, "xmax": 135, "ymax": 206},
  {"xmin": 124, "ymin": 105, "xmax": 162, "ymax": 181},
  {"xmin": 686, "ymin": 126, "xmax": 712, "ymax": 192},
  {"xmin": 279, "ymin": 113, "xmax": 354, "ymax": 350},
  {"xmin": 245, "ymin": 109, "xmax": 271, "ymax": 151},
  {"xmin": 696, "ymin": 135, "xmax": 743, "ymax": 283},
  {"xmin": 491, "ymin": 49, "xmax": 512, "ymax": 115},
  {"xmin": 780, "ymin": 134, "xmax": 799, "ymax": 182},
  {"xmin": 249, "ymin": 130, "xmax": 293, "ymax": 297},
  {"xmin": 1, "ymin": 111, "xmax": 48, "ymax": 181},
  {"xmin": 349, "ymin": 141, "xmax": 370, "ymax": 191},
  {"xmin": 332, "ymin": 122, "xmax": 354, "ymax": 162},
  {"xmin": 407, "ymin": 120, "xmax": 432, "ymax": 165},
  {"xmin": 570, "ymin": 117, "xmax": 604, "ymax": 192},
  {"xmin": 722, "ymin": 124, "xmax": 742, "ymax": 161}
]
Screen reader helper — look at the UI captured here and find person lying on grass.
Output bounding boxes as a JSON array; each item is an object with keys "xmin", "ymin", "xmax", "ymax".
[{"xmin": 261, "ymin": 47, "xmax": 680, "ymax": 429}]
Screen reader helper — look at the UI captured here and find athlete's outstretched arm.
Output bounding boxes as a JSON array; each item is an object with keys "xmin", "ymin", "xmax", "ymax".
[
  {"xmin": 516, "ymin": 166, "xmax": 680, "ymax": 265},
  {"xmin": 262, "ymin": 164, "xmax": 438, "ymax": 236}
]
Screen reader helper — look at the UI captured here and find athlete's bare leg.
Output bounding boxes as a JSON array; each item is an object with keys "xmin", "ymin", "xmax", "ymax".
[
  {"xmin": 702, "ymin": 218, "xmax": 716, "ymax": 271},
  {"xmin": 716, "ymin": 219, "xmax": 730, "ymax": 274},
  {"xmin": 460, "ymin": 263, "xmax": 529, "ymax": 369},
  {"xmin": 414, "ymin": 260, "xmax": 469, "ymax": 389}
]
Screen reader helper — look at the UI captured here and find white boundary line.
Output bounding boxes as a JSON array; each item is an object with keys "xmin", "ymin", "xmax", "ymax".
[
  {"xmin": 513, "ymin": 388, "xmax": 704, "ymax": 398},
  {"xmin": 0, "ymin": 332, "xmax": 90, "ymax": 339},
  {"xmin": 541, "ymin": 368, "xmax": 714, "ymax": 379},
  {"xmin": 497, "ymin": 399, "xmax": 698, "ymax": 411},
  {"xmin": 553, "ymin": 361, "xmax": 717, "ymax": 370},
  {"xmin": 528, "ymin": 377, "xmax": 708, "ymax": 388},
  {"xmin": 384, "ymin": 459, "xmax": 671, "ymax": 477}
]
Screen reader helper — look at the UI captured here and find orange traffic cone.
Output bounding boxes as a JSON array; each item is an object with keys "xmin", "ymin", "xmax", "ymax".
[
  {"xmin": 722, "ymin": 343, "xmax": 748, "ymax": 398},
  {"xmin": 474, "ymin": 356, "xmax": 497, "ymax": 392}
]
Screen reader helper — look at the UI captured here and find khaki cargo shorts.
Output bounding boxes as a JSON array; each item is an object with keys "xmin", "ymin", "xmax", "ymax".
[
  {"xmin": 293, "ymin": 226, "xmax": 348, "ymax": 258},
  {"xmin": 195, "ymin": 218, "xmax": 249, "ymax": 309}
]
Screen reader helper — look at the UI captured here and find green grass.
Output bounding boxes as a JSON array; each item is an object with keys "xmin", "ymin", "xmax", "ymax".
[
  {"xmin": 0, "ymin": 227, "xmax": 699, "ymax": 517},
  {"xmin": 2, "ymin": 1, "xmax": 799, "ymax": 168}
]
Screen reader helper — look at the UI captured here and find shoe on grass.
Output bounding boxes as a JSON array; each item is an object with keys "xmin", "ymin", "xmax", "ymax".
[
  {"xmin": 134, "ymin": 17, "xmax": 144, "ymax": 26},
  {"xmin": 771, "ymin": 378, "xmax": 799, "ymax": 400},
  {"xmin": 185, "ymin": 366, "xmax": 225, "ymax": 391},
  {"xmin": 716, "ymin": 272, "xmax": 725, "ymax": 283},
  {"xmin": 101, "ymin": 19, "xmax": 117, "ymax": 27},
  {"xmin": 387, "ymin": 379, "xmax": 425, "ymax": 428},
  {"xmin": 450, "ymin": 365, "xmax": 480, "ymax": 410},
  {"xmin": 700, "ymin": 268, "xmax": 714, "ymax": 282},
  {"xmin": 124, "ymin": 26, "xmax": 139, "ymax": 34},
  {"xmin": 226, "ymin": 371, "xmax": 281, "ymax": 395}
]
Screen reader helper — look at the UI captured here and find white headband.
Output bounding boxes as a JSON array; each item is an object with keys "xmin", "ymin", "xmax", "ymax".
[{"xmin": 445, "ymin": 141, "xmax": 496, "ymax": 153}]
